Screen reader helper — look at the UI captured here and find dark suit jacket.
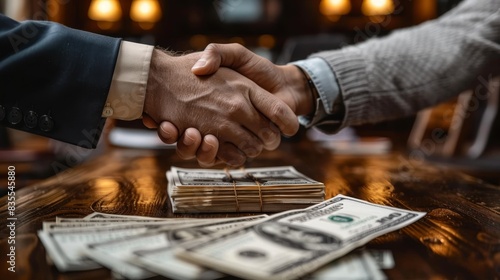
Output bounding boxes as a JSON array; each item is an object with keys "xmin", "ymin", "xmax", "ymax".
[{"xmin": 0, "ymin": 14, "xmax": 121, "ymax": 148}]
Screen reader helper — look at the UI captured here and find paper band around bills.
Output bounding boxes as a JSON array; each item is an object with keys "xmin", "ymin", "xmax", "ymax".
[{"xmin": 224, "ymin": 167, "xmax": 264, "ymax": 212}]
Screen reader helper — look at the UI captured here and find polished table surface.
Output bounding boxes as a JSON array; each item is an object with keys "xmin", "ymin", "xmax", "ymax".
[{"xmin": 0, "ymin": 139, "xmax": 499, "ymax": 280}]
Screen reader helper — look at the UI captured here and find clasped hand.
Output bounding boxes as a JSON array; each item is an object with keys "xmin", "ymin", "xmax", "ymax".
[{"xmin": 143, "ymin": 44, "xmax": 314, "ymax": 167}]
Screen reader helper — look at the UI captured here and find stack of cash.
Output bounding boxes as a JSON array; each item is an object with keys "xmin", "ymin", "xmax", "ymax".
[
  {"xmin": 38, "ymin": 194, "xmax": 425, "ymax": 280},
  {"xmin": 167, "ymin": 166, "xmax": 325, "ymax": 213}
]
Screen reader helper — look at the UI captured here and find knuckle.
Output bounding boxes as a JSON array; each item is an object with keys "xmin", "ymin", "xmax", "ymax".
[
  {"xmin": 211, "ymin": 122, "xmax": 229, "ymax": 138},
  {"xmin": 217, "ymin": 147, "xmax": 246, "ymax": 167},
  {"xmin": 270, "ymin": 100, "xmax": 287, "ymax": 118},
  {"xmin": 265, "ymin": 137, "xmax": 281, "ymax": 151},
  {"xmin": 206, "ymin": 43, "xmax": 218, "ymax": 51},
  {"xmin": 238, "ymin": 140, "xmax": 263, "ymax": 158},
  {"xmin": 258, "ymin": 126, "xmax": 281, "ymax": 149},
  {"xmin": 269, "ymin": 101, "xmax": 299, "ymax": 135},
  {"xmin": 226, "ymin": 99, "xmax": 246, "ymax": 117},
  {"xmin": 176, "ymin": 148, "xmax": 194, "ymax": 160},
  {"xmin": 229, "ymin": 43, "xmax": 243, "ymax": 49},
  {"xmin": 196, "ymin": 151, "xmax": 216, "ymax": 166}
]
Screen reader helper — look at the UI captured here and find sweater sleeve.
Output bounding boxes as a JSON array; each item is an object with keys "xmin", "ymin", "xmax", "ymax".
[{"xmin": 311, "ymin": 0, "xmax": 500, "ymax": 130}]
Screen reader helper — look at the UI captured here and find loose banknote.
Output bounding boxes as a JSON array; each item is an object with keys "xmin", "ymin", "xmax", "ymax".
[
  {"xmin": 38, "ymin": 215, "xmax": 224, "ymax": 271},
  {"xmin": 310, "ymin": 250, "xmax": 386, "ymax": 280},
  {"xmin": 82, "ymin": 215, "xmax": 267, "ymax": 279},
  {"xmin": 168, "ymin": 166, "xmax": 325, "ymax": 213},
  {"xmin": 134, "ymin": 243, "xmax": 386, "ymax": 280},
  {"xmin": 177, "ymin": 194, "xmax": 426, "ymax": 280},
  {"xmin": 82, "ymin": 212, "xmax": 174, "ymax": 220},
  {"xmin": 42, "ymin": 219, "xmax": 201, "ymax": 232}
]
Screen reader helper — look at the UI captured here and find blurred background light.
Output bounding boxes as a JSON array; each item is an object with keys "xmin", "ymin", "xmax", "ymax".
[
  {"xmin": 319, "ymin": 0, "xmax": 351, "ymax": 16},
  {"xmin": 88, "ymin": 0, "xmax": 122, "ymax": 22},
  {"xmin": 362, "ymin": 0, "xmax": 395, "ymax": 16},
  {"xmin": 130, "ymin": 0, "xmax": 162, "ymax": 22},
  {"xmin": 258, "ymin": 34, "xmax": 276, "ymax": 49}
]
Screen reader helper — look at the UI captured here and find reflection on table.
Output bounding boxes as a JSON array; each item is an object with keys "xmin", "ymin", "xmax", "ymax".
[{"xmin": 0, "ymin": 139, "xmax": 498, "ymax": 279}]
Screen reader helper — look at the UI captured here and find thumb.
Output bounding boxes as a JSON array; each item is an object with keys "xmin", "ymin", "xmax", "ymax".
[{"xmin": 191, "ymin": 44, "xmax": 222, "ymax": 76}]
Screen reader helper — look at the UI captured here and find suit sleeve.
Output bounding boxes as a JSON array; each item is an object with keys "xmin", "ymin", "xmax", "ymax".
[{"xmin": 0, "ymin": 14, "xmax": 121, "ymax": 148}]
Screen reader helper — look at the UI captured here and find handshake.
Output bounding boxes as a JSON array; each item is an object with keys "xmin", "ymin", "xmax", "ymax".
[{"xmin": 141, "ymin": 44, "xmax": 316, "ymax": 167}]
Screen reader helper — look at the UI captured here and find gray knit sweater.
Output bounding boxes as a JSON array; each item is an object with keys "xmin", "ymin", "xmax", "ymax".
[{"xmin": 312, "ymin": 0, "xmax": 500, "ymax": 129}]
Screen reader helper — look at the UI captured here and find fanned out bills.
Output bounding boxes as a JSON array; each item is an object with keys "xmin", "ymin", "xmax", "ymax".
[
  {"xmin": 310, "ymin": 250, "xmax": 386, "ymax": 280},
  {"xmin": 82, "ymin": 215, "xmax": 267, "ymax": 279},
  {"xmin": 167, "ymin": 166, "xmax": 325, "ymax": 213},
  {"xmin": 37, "ymin": 195, "xmax": 424, "ymax": 279},
  {"xmin": 37, "ymin": 212, "xmax": 228, "ymax": 271},
  {"xmin": 177, "ymin": 194, "xmax": 426, "ymax": 280}
]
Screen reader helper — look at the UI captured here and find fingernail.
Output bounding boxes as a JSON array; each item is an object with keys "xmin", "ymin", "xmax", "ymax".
[
  {"xmin": 160, "ymin": 124, "xmax": 171, "ymax": 139},
  {"xmin": 183, "ymin": 133, "xmax": 195, "ymax": 145},
  {"xmin": 192, "ymin": 59, "xmax": 207, "ymax": 69},
  {"xmin": 202, "ymin": 139, "xmax": 215, "ymax": 152}
]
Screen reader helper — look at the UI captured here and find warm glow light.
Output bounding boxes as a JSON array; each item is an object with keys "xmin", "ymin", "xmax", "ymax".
[
  {"xmin": 258, "ymin": 34, "xmax": 276, "ymax": 49},
  {"xmin": 362, "ymin": 0, "xmax": 395, "ymax": 16},
  {"xmin": 229, "ymin": 37, "xmax": 245, "ymax": 46},
  {"xmin": 130, "ymin": 0, "xmax": 162, "ymax": 23},
  {"xmin": 319, "ymin": 0, "xmax": 351, "ymax": 16},
  {"xmin": 88, "ymin": 0, "xmax": 122, "ymax": 22},
  {"xmin": 189, "ymin": 34, "xmax": 208, "ymax": 50}
]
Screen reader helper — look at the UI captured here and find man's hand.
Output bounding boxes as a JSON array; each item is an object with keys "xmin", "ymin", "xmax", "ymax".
[
  {"xmin": 192, "ymin": 43, "xmax": 315, "ymax": 116},
  {"xmin": 158, "ymin": 44, "xmax": 315, "ymax": 166},
  {"xmin": 143, "ymin": 115, "xmax": 222, "ymax": 167},
  {"xmin": 142, "ymin": 48, "xmax": 299, "ymax": 166}
]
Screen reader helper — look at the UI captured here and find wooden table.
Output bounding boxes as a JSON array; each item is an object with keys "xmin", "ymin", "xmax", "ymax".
[{"xmin": 0, "ymin": 139, "xmax": 499, "ymax": 279}]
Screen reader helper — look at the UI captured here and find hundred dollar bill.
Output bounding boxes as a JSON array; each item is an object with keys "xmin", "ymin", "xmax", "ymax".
[
  {"xmin": 43, "ymin": 218, "xmax": 210, "ymax": 232},
  {"xmin": 368, "ymin": 250, "xmax": 395, "ymax": 269},
  {"xmin": 133, "ymin": 245, "xmax": 221, "ymax": 280},
  {"xmin": 84, "ymin": 212, "xmax": 164, "ymax": 220},
  {"xmin": 132, "ymin": 213, "xmax": 264, "ymax": 280},
  {"xmin": 39, "ymin": 226, "xmax": 148, "ymax": 271},
  {"xmin": 83, "ymin": 212, "xmax": 194, "ymax": 220},
  {"xmin": 177, "ymin": 194, "xmax": 426, "ymax": 280},
  {"xmin": 309, "ymin": 250, "xmax": 386, "ymax": 280},
  {"xmin": 38, "ymin": 220, "xmax": 213, "ymax": 271},
  {"xmin": 82, "ymin": 215, "xmax": 267, "ymax": 279},
  {"xmin": 170, "ymin": 166, "xmax": 323, "ymax": 188}
]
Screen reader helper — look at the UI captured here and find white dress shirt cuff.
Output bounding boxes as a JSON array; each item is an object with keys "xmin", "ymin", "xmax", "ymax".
[
  {"xmin": 102, "ymin": 41, "xmax": 154, "ymax": 120},
  {"xmin": 291, "ymin": 57, "xmax": 341, "ymax": 127}
]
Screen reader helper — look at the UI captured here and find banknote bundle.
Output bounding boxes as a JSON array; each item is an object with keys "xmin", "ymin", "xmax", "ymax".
[{"xmin": 167, "ymin": 166, "xmax": 325, "ymax": 213}]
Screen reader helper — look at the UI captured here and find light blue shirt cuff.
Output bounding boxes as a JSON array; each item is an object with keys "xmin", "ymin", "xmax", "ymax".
[{"xmin": 291, "ymin": 58, "xmax": 341, "ymax": 127}]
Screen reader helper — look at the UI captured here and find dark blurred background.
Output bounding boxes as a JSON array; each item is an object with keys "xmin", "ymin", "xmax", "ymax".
[
  {"xmin": 3, "ymin": 0, "xmax": 499, "ymax": 193},
  {"xmin": 2, "ymin": 0, "xmax": 463, "ymax": 58}
]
